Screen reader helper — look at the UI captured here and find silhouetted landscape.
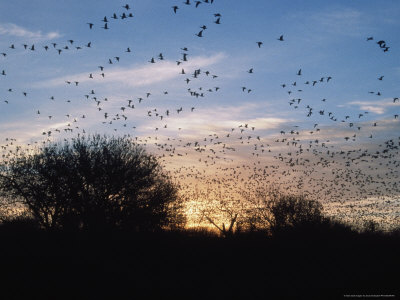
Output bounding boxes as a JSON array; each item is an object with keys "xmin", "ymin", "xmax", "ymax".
[
  {"xmin": 1, "ymin": 215, "xmax": 399, "ymax": 299},
  {"xmin": 1, "ymin": 135, "xmax": 399, "ymax": 299}
]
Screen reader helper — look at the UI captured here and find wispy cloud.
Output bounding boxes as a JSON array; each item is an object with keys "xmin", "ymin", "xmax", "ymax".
[
  {"xmin": 138, "ymin": 104, "xmax": 288, "ymax": 140},
  {"xmin": 0, "ymin": 119, "xmax": 69, "ymax": 145},
  {"xmin": 35, "ymin": 53, "xmax": 227, "ymax": 88},
  {"xmin": 346, "ymin": 99, "xmax": 400, "ymax": 115},
  {"xmin": 0, "ymin": 23, "xmax": 61, "ymax": 41}
]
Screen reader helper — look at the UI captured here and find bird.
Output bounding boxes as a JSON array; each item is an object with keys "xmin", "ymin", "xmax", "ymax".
[
  {"xmin": 297, "ymin": 69, "xmax": 302, "ymax": 76},
  {"xmin": 277, "ymin": 35, "xmax": 284, "ymax": 41},
  {"xmin": 172, "ymin": 6, "xmax": 179, "ymax": 13},
  {"xmin": 376, "ymin": 40, "xmax": 386, "ymax": 47},
  {"xmin": 87, "ymin": 23, "xmax": 94, "ymax": 29},
  {"xmin": 196, "ymin": 30, "xmax": 203, "ymax": 37},
  {"xmin": 257, "ymin": 42, "xmax": 263, "ymax": 48}
]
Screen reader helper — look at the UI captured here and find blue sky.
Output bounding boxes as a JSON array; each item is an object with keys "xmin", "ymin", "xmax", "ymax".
[{"xmin": 1, "ymin": 0, "xmax": 400, "ymax": 226}]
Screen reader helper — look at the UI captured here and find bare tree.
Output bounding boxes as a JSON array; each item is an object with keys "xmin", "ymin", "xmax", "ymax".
[{"xmin": 189, "ymin": 185, "xmax": 245, "ymax": 237}]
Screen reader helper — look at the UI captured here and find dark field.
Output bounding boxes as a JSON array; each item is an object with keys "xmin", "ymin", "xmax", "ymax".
[{"xmin": 1, "ymin": 223, "xmax": 399, "ymax": 299}]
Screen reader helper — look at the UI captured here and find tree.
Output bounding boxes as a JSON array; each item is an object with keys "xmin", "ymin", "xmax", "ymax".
[
  {"xmin": 242, "ymin": 188, "xmax": 324, "ymax": 234},
  {"xmin": 269, "ymin": 194, "xmax": 324, "ymax": 232},
  {"xmin": 189, "ymin": 185, "xmax": 246, "ymax": 237},
  {"xmin": 0, "ymin": 134, "xmax": 185, "ymax": 231}
]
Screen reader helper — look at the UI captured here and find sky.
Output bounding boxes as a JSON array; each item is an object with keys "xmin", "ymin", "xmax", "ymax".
[{"xmin": 0, "ymin": 0, "xmax": 399, "ymax": 227}]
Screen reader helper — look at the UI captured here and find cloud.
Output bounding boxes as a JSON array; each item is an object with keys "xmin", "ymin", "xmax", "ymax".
[
  {"xmin": 0, "ymin": 23, "xmax": 61, "ymax": 40},
  {"xmin": 0, "ymin": 120, "xmax": 59, "ymax": 145},
  {"xmin": 35, "ymin": 53, "xmax": 227, "ymax": 88},
  {"xmin": 137, "ymin": 104, "xmax": 288, "ymax": 141},
  {"xmin": 346, "ymin": 99, "xmax": 400, "ymax": 115}
]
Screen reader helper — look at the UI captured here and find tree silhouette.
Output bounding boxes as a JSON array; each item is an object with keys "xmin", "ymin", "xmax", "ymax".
[
  {"xmin": 269, "ymin": 194, "xmax": 323, "ymax": 232},
  {"xmin": 0, "ymin": 134, "xmax": 185, "ymax": 231},
  {"xmin": 242, "ymin": 188, "xmax": 324, "ymax": 234},
  {"xmin": 190, "ymin": 186, "xmax": 246, "ymax": 237}
]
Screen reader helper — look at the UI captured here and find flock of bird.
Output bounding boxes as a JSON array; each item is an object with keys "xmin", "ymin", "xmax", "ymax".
[{"xmin": 1, "ymin": 1, "xmax": 399, "ymax": 229}]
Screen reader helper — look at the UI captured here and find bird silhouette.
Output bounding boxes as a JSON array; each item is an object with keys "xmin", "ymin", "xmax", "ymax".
[{"xmin": 196, "ymin": 30, "xmax": 204, "ymax": 37}]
